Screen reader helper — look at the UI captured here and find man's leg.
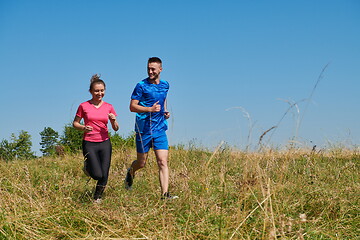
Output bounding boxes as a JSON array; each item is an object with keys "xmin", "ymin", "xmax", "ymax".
[
  {"xmin": 154, "ymin": 149, "xmax": 169, "ymax": 195},
  {"xmin": 125, "ymin": 133, "xmax": 151, "ymax": 190},
  {"xmin": 132, "ymin": 132, "xmax": 150, "ymax": 174},
  {"xmin": 131, "ymin": 152, "xmax": 148, "ymax": 174},
  {"xmin": 125, "ymin": 152, "xmax": 148, "ymax": 190}
]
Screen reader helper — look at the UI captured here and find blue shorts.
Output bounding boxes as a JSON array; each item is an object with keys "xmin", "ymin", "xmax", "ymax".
[{"xmin": 136, "ymin": 131, "xmax": 168, "ymax": 153}]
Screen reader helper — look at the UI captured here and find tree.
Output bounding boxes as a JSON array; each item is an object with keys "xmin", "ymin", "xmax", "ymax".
[
  {"xmin": 12, "ymin": 131, "xmax": 36, "ymax": 160},
  {"xmin": 40, "ymin": 127, "xmax": 59, "ymax": 156},
  {"xmin": 0, "ymin": 131, "xmax": 36, "ymax": 161}
]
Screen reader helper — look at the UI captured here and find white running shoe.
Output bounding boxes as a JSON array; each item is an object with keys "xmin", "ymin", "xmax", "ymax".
[{"xmin": 161, "ymin": 192, "xmax": 179, "ymax": 200}]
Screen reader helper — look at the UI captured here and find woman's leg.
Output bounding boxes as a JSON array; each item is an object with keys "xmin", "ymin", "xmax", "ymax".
[
  {"xmin": 96, "ymin": 139, "xmax": 112, "ymax": 187},
  {"xmin": 83, "ymin": 140, "xmax": 109, "ymax": 201},
  {"xmin": 82, "ymin": 140, "xmax": 103, "ymax": 180}
]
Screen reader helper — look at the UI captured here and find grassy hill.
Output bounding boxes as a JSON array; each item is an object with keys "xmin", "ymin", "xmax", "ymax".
[{"xmin": 0, "ymin": 146, "xmax": 358, "ymax": 239}]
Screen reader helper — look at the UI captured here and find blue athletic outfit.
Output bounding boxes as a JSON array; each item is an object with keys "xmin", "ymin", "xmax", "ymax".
[{"xmin": 131, "ymin": 78, "xmax": 169, "ymax": 153}]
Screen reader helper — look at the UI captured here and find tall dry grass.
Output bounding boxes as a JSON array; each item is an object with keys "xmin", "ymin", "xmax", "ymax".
[{"xmin": 0, "ymin": 146, "xmax": 358, "ymax": 239}]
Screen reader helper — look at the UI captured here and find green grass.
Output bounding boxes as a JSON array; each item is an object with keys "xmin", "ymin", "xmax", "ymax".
[{"xmin": 0, "ymin": 146, "xmax": 359, "ymax": 239}]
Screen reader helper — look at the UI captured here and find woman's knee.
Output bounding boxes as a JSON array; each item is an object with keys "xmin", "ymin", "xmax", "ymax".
[
  {"xmin": 92, "ymin": 174, "xmax": 103, "ymax": 181},
  {"xmin": 90, "ymin": 170, "xmax": 103, "ymax": 180}
]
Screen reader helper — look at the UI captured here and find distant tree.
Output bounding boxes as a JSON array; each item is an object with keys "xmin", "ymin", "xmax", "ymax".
[
  {"xmin": 0, "ymin": 131, "xmax": 36, "ymax": 161},
  {"xmin": 40, "ymin": 127, "xmax": 59, "ymax": 156},
  {"xmin": 12, "ymin": 131, "xmax": 36, "ymax": 160},
  {"xmin": 61, "ymin": 123, "xmax": 83, "ymax": 153}
]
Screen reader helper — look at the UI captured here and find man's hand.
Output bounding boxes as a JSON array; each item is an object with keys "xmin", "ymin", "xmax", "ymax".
[
  {"xmin": 164, "ymin": 111, "xmax": 170, "ymax": 119},
  {"xmin": 150, "ymin": 101, "xmax": 161, "ymax": 112}
]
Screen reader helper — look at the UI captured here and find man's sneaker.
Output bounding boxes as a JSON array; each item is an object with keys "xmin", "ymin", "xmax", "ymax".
[
  {"xmin": 124, "ymin": 168, "xmax": 134, "ymax": 190},
  {"xmin": 83, "ymin": 160, "xmax": 90, "ymax": 177},
  {"xmin": 161, "ymin": 192, "xmax": 179, "ymax": 200}
]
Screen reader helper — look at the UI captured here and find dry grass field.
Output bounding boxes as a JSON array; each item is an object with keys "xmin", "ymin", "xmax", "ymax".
[{"xmin": 0, "ymin": 146, "xmax": 359, "ymax": 239}]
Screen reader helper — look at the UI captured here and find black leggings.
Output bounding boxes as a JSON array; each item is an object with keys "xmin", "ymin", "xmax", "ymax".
[{"xmin": 82, "ymin": 139, "xmax": 112, "ymax": 186}]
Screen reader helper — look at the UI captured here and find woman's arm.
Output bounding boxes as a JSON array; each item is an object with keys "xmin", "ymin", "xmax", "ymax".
[
  {"xmin": 108, "ymin": 113, "xmax": 119, "ymax": 131},
  {"xmin": 73, "ymin": 116, "xmax": 92, "ymax": 132}
]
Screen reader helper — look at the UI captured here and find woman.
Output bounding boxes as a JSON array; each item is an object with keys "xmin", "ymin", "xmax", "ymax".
[{"xmin": 73, "ymin": 74, "xmax": 119, "ymax": 203}]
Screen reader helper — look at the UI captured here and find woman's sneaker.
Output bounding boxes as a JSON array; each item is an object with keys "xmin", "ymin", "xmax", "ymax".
[
  {"xmin": 124, "ymin": 168, "xmax": 134, "ymax": 190},
  {"xmin": 161, "ymin": 192, "xmax": 179, "ymax": 200}
]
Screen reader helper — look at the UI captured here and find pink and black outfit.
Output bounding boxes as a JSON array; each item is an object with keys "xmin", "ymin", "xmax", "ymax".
[{"xmin": 76, "ymin": 101, "xmax": 117, "ymax": 198}]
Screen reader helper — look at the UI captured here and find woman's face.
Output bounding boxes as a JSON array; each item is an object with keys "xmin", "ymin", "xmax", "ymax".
[{"xmin": 90, "ymin": 83, "xmax": 105, "ymax": 101}]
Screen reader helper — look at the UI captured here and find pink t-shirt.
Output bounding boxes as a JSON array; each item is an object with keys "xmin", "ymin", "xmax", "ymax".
[{"xmin": 76, "ymin": 101, "xmax": 117, "ymax": 142}]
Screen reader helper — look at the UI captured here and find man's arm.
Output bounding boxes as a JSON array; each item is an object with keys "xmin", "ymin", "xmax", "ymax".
[
  {"xmin": 164, "ymin": 99, "xmax": 170, "ymax": 119},
  {"xmin": 130, "ymin": 99, "xmax": 161, "ymax": 113}
]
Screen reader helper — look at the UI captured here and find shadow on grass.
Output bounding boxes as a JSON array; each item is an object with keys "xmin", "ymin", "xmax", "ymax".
[{"xmin": 73, "ymin": 185, "xmax": 94, "ymax": 204}]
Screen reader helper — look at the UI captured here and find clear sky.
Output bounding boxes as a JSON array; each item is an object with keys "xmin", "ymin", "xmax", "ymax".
[{"xmin": 1, "ymin": 0, "xmax": 359, "ymax": 155}]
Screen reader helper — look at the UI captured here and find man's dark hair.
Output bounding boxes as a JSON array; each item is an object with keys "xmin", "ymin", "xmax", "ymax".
[{"xmin": 148, "ymin": 57, "xmax": 162, "ymax": 65}]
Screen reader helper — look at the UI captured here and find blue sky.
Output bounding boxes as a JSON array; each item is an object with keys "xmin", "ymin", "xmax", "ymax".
[{"xmin": 1, "ymin": 0, "xmax": 359, "ymax": 155}]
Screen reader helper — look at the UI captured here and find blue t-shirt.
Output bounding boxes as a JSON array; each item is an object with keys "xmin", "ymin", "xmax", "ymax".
[{"xmin": 131, "ymin": 78, "xmax": 169, "ymax": 134}]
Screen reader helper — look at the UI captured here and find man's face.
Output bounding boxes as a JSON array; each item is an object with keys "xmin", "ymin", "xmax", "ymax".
[{"xmin": 147, "ymin": 62, "xmax": 162, "ymax": 80}]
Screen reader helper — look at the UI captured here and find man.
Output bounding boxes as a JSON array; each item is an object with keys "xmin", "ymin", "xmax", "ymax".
[{"xmin": 125, "ymin": 57, "xmax": 178, "ymax": 199}]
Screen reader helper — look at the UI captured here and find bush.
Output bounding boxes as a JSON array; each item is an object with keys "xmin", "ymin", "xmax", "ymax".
[
  {"xmin": 0, "ymin": 139, "xmax": 15, "ymax": 161},
  {"xmin": 110, "ymin": 131, "xmax": 136, "ymax": 150},
  {"xmin": 60, "ymin": 124, "xmax": 83, "ymax": 154}
]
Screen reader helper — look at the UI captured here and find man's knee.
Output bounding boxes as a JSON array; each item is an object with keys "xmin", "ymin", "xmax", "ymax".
[
  {"xmin": 135, "ymin": 154, "xmax": 147, "ymax": 169},
  {"xmin": 137, "ymin": 160, "xmax": 146, "ymax": 168},
  {"xmin": 156, "ymin": 157, "xmax": 168, "ymax": 169},
  {"xmin": 155, "ymin": 150, "xmax": 168, "ymax": 167}
]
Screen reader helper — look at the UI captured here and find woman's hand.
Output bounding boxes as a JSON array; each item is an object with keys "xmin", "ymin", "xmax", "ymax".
[
  {"xmin": 83, "ymin": 125, "xmax": 93, "ymax": 133},
  {"xmin": 73, "ymin": 115, "xmax": 92, "ymax": 132},
  {"xmin": 109, "ymin": 113, "xmax": 119, "ymax": 131},
  {"xmin": 108, "ymin": 113, "xmax": 116, "ymax": 122}
]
